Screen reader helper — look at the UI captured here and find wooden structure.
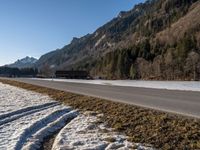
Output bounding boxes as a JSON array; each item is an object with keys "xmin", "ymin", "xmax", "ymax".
[{"xmin": 55, "ymin": 70, "xmax": 89, "ymax": 79}]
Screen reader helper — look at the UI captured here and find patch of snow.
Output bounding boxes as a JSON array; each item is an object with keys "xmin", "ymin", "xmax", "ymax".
[
  {"xmin": 32, "ymin": 78, "xmax": 200, "ymax": 92},
  {"xmin": 50, "ymin": 64, "xmax": 56, "ymax": 69},
  {"xmin": 21, "ymin": 110, "xmax": 78, "ymax": 150},
  {"xmin": 0, "ymin": 82, "xmax": 78, "ymax": 150},
  {"xmin": 95, "ymin": 32, "xmax": 99, "ymax": 37},
  {"xmin": 0, "ymin": 83, "xmax": 56, "ymax": 115},
  {"xmin": 107, "ymin": 42, "xmax": 114, "ymax": 47},
  {"xmin": 52, "ymin": 112, "xmax": 154, "ymax": 150},
  {"xmin": 95, "ymin": 34, "xmax": 106, "ymax": 47}
]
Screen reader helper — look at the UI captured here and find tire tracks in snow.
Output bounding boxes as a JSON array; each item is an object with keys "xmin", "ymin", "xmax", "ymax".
[
  {"xmin": 15, "ymin": 109, "xmax": 78, "ymax": 150},
  {"xmin": 0, "ymin": 82, "xmax": 79, "ymax": 150},
  {"xmin": 0, "ymin": 102, "xmax": 60, "ymax": 126}
]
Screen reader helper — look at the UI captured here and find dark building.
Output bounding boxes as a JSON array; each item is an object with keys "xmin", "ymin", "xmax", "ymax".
[{"xmin": 55, "ymin": 70, "xmax": 89, "ymax": 79}]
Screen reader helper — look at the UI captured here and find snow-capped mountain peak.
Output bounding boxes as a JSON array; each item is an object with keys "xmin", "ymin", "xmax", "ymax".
[
  {"xmin": 18, "ymin": 56, "xmax": 37, "ymax": 64},
  {"xmin": 5, "ymin": 56, "xmax": 38, "ymax": 69}
]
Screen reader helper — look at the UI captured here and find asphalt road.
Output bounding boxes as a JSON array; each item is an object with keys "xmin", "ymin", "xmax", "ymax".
[{"xmin": 2, "ymin": 78, "xmax": 200, "ymax": 119}]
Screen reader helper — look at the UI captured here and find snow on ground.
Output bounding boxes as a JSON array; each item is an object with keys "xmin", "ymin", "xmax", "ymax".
[
  {"xmin": 33, "ymin": 78, "xmax": 200, "ymax": 92},
  {"xmin": 52, "ymin": 112, "xmax": 154, "ymax": 150},
  {"xmin": 0, "ymin": 82, "xmax": 154, "ymax": 150},
  {"xmin": 0, "ymin": 82, "xmax": 78, "ymax": 150}
]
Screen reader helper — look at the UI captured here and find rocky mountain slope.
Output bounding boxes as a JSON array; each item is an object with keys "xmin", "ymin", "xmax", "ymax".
[
  {"xmin": 6, "ymin": 56, "xmax": 37, "ymax": 69},
  {"xmin": 37, "ymin": 0, "xmax": 200, "ymax": 80}
]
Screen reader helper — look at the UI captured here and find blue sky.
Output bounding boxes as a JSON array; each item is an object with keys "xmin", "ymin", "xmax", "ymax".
[{"xmin": 0, "ymin": 0, "xmax": 144, "ymax": 66}]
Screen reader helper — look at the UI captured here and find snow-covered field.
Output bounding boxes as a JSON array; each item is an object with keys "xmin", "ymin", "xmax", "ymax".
[
  {"xmin": 0, "ymin": 82, "xmax": 154, "ymax": 150},
  {"xmin": 34, "ymin": 78, "xmax": 200, "ymax": 92},
  {"xmin": 0, "ymin": 82, "xmax": 78, "ymax": 150}
]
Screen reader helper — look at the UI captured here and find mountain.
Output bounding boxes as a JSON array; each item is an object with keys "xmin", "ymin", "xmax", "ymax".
[
  {"xmin": 6, "ymin": 56, "xmax": 38, "ymax": 69},
  {"xmin": 37, "ymin": 0, "xmax": 200, "ymax": 80}
]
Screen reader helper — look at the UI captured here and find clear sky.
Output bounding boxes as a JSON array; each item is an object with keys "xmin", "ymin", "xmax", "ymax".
[{"xmin": 0, "ymin": 0, "xmax": 145, "ymax": 66}]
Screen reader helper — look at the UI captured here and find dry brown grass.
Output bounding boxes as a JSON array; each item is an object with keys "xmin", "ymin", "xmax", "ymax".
[{"xmin": 0, "ymin": 79, "xmax": 200, "ymax": 149}]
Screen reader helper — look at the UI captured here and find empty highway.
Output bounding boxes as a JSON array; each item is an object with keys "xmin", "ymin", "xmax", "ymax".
[{"xmin": 1, "ymin": 78, "xmax": 200, "ymax": 119}]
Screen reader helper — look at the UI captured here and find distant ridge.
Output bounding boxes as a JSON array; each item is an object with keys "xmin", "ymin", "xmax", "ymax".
[{"xmin": 5, "ymin": 56, "xmax": 38, "ymax": 69}]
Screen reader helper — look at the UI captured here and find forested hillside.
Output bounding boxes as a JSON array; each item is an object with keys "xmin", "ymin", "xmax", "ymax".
[{"xmin": 37, "ymin": 0, "xmax": 200, "ymax": 80}]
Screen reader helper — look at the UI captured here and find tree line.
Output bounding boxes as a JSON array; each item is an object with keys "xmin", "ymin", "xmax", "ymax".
[{"xmin": 0, "ymin": 67, "xmax": 38, "ymax": 77}]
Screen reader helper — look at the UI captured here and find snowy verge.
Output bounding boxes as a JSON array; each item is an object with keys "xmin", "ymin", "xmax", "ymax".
[
  {"xmin": 0, "ymin": 82, "xmax": 78, "ymax": 150},
  {"xmin": 52, "ymin": 112, "xmax": 154, "ymax": 150},
  {"xmin": 0, "ymin": 82, "xmax": 57, "ymax": 115}
]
